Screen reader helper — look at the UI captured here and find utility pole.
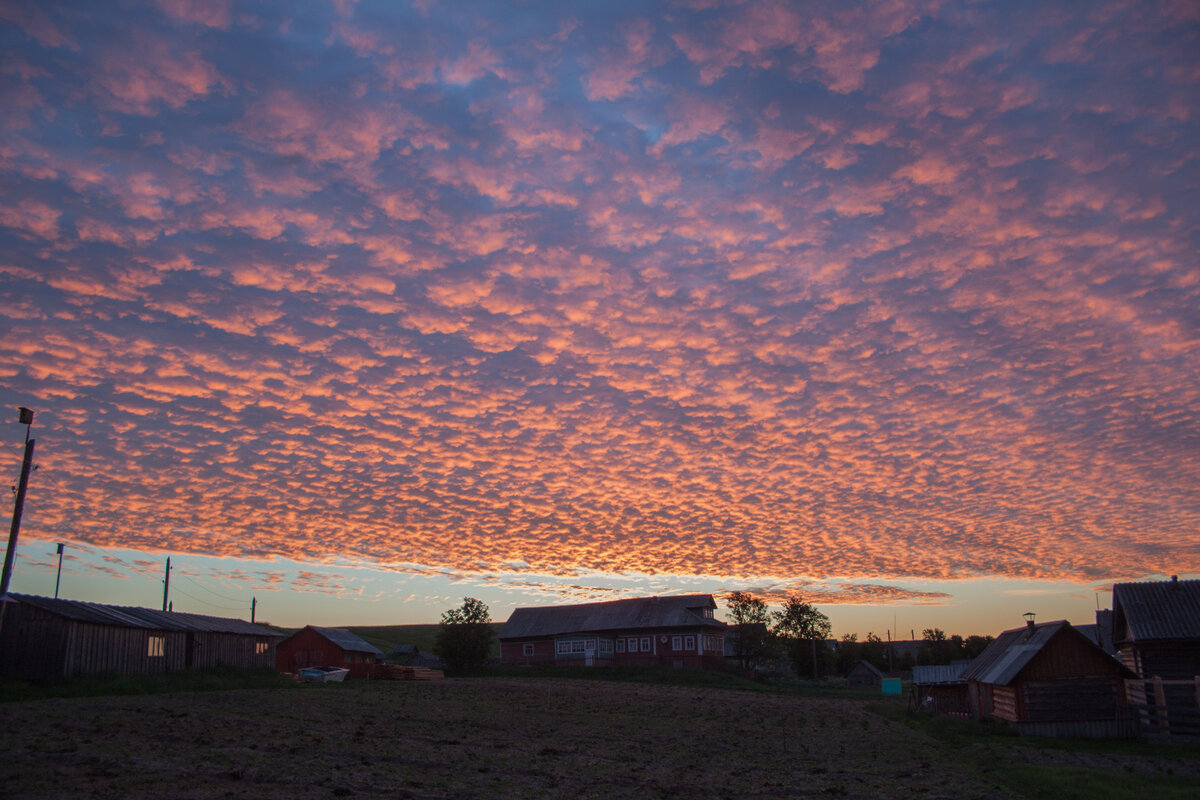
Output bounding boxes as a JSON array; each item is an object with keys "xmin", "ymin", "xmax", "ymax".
[
  {"xmin": 1, "ymin": 407, "xmax": 36, "ymax": 598},
  {"xmin": 162, "ymin": 556, "xmax": 171, "ymax": 611},
  {"xmin": 54, "ymin": 543, "xmax": 64, "ymax": 599},
  {"xmin": 251, "ymin": 597, "xmax": 256, "ymax": 623}
]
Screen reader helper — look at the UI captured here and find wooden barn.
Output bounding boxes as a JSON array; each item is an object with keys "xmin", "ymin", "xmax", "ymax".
[
  {"xmin": 1112, "ymin": 577, "xmax": 1200, "ymax": 736},
  {"xmin": 0, "ymin": 593, "xmax": 279, "ymax": 680},
  {"xmin": 499, "ymin": 594, "xmax": 726, "ymax": 669},
  {"xmin": 964, "ymin": 619, "xmax": 1136, "ymax": 738},
  {"xmin": 275, "ymin": 625, "xmax": 384, "ymax": 679}
]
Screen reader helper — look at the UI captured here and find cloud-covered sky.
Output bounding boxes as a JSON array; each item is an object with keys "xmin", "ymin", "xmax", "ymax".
[{"xmin": 2, "ymin": 0, "xmax": 1198, "ymax": 626}]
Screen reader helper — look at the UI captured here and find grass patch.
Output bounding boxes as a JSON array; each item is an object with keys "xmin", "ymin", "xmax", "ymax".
[
  {"xmin": 1000, "ymin": 764, "xmax": 1200, "ymax": 800},
  {"xmin": 0, "ymin": 665, "xmax": 293, "ymax": 703},
  {"xmin": 867, "ymin": 703, "xmax": 1200, "ymax": 799}
]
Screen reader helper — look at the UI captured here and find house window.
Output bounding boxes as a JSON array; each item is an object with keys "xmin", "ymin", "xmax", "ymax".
[
  {"xmin": 523, "ymin": 644, "xmax": 534, "ymax": 656},
  {"xmin": 255, "ymin": 642, "xmax": 268, "ymax": 655},
  {"xmin": 556, "ymin": 640, "xmax": 570, "ymax": 655},
  {"xmin": 626, "ymin": 638, "xmax": 637, "ymax": 653},
  {"xmin": 672, "ymin": 636, "xmax": 682, "ymax": 650},
  {"xmin": 640, "ymin": 637, "xmax": 651, "ymax": 653},
  {"xmin": 148, "ymin": 635, "xmax": 165, "ymax": 657},
  {"xmin": 599, "ymin": 639, "xmax": 612, "ymax": 654},
  {"xmin": 571, "ymin": 640, "xmax": 586, "ymax": 653},
  {"xmin": 685, "ymin": 636, "xmax": 695, "ymax": 651}
]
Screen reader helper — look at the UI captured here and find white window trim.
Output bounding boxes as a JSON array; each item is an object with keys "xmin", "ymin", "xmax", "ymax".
[{"xmin": 523, "ymin": 643, "xmax": 534, "ymax": 656}]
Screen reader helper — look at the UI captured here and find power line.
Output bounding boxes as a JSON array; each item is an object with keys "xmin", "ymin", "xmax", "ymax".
[
  {"xmin": 176, "ymin": 571, "xmax": 245, "ymax": 603},
  {"xmin": 168, "ymin": 584, "xmax": 247, "ymax": 612}
]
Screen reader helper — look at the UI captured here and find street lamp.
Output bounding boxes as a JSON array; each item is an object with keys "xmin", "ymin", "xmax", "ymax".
[{"xmin": 1, "ymin": 407, "xmax": 36, "ymax": 597}]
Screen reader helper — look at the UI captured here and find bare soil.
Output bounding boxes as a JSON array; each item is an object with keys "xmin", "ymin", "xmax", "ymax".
[{"xmin": 5, "ymin": 678, "xmax": 1013, "ymax": 799}]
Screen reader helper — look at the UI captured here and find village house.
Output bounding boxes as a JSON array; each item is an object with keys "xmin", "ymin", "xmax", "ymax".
[
  {"xmin": 964, "ymin": 618, "xmax": 1136, "ymax": 738},
  {"xmin": 0, "ymin": 593, "xmax": 279, "ymax": 680},
  {"xmin": 499, "ymin": 594, "xmax": 726, "ymax": 669},
  {"xmin": 275, "ymin": 625, "xmax": 384, "ymax": 679},
  {"xmin": 1112, "ymin": 577, "xmax": 1200, "ymax": 736}
]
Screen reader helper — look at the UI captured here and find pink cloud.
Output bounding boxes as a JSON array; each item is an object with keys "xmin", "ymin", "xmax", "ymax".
[
  {"xmin": 92, "ymin": 37, "xmax": 225, "ymax": 114},
  {"xmin": 0, "ymin": 199, "xmax": 60, "ymax": 239},
  {"xmin": 583, "ymin": 18, "xmax": 657, "ymax": 101},
  {"xmin": 152, "ymin": 0, "xmax": 233, "ymax": 29}
]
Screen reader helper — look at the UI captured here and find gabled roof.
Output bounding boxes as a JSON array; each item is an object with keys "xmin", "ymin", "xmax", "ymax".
[
  {"xmin": 1113, "ymin": 578, "xmax": 1200, "ymax": 642},
  {"xmin": 499, "ymin": 594, "xmax": 725, "ymax": 640},
  {"xmin": 850, "ymin": 660, "xmax": 885, "ymax": 678},
  {"xmin": 962, "ymin": 620, "xmax": 1131, "ymax": 686},
  {"xmin": 5, "ymin": 593, "xmax": 279, "ymax": 637},
  {"xmin": 913, "ymin": 662, "xmax": 969, "ymax": 685},
  {"xmin": 963, "ymin": 620, "xmax": 1071, "ymax": 686},
  {"xmin": 304, "ymin": 626, "xmax": 385, "ymax": 656}
]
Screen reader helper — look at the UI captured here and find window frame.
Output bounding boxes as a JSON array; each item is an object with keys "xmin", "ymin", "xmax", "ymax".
[
  {"xmin": 523, "ymin": 643, "xmax": 535, "ymax": 657},
  {"xmin": 148, "ymin": 635, "xmax": 165, "ymax": 657}
]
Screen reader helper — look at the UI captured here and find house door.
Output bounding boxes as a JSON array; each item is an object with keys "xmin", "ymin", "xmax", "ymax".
[{"xmin": 584, "ymin": 639, "xmax": 595, "ymax": 666}]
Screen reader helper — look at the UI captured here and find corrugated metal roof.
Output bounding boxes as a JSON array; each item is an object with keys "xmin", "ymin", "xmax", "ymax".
[
  {"xmin": 8, "ymin": 593, "xmax": 280, "ymax": 637},
  {"xmin": 962, "ymin": 620, "xmax": 1072, "ymax": 686},
  {"xmin": 1113, "ymin": 579, "xmax": 1200, "ymax": 641},
  {"xmin": 499, "ymin": 594, "xmax": 724, "ymax": 640},
  {"xmin": 307, "ymin": 626, "xmax": 385, "ymax": 656},
  {"xmin": 912, "ymin": 663, "xmax": 969, "ymax": 685}
]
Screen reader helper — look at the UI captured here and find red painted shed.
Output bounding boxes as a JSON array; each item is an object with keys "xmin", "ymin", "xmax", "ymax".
[{"xmin": 275, "ymin": 626, "xmax": 384, "ymax": 679}]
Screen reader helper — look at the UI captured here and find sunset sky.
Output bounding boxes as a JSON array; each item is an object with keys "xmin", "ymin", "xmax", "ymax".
[{"xmin": 2, "ymin": 0, "xmax": 1197, "ymax": 637}]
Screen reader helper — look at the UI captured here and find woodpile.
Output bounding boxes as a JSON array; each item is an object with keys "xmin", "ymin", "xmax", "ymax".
[{"xmin": 375, "ymin": 664, "xmax": 444, "ymax": 680}]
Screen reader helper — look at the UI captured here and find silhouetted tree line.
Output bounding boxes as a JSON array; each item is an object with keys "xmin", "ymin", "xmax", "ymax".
[
  {"xmin": 728, "ymin": 593, "xmax": 994, "ymax": 678},
  {"xmin": 727, "ymin": 591, "xmax": 832, "ymax": 678},
  {"xmin": 834, "ymin": 627, "xmax": 993, "ymax": 674}
]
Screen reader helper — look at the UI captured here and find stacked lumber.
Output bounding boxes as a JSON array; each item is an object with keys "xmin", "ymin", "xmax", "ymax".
[{"xmin": 375, "ymin": 664, "xmax": 444, "ymax": 680}]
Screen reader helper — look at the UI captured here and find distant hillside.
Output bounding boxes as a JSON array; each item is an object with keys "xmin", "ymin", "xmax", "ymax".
[{"xmin": 345, "ymin": 622, "xmax": 505, "ymax": 659}]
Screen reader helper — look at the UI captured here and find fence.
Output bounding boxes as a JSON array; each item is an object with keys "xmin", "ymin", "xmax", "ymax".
[{"xmin": 1125, "ymin": 677, "xmax": 1200, "ymax": 739}]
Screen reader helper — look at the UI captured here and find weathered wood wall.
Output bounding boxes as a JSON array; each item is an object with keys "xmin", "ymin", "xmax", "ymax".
[{"xmin": 0, "ymin": 602, "xmax": 277, "ymax": 679}]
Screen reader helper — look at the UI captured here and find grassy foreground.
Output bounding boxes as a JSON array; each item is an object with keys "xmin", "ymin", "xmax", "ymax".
[{"xmin": 1, "ymin": 673, "xmax": 1197, "ymax": 799}]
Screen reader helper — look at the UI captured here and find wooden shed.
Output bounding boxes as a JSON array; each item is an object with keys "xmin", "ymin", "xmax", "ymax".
[
  {"xmin": 847, "ymin": 659, "xmax": 884, "ymax": 687},
  {"xmin": 0, "ymin": 593, "xmax": 280, "ymax": 680},
  {"xmin": 275, "ymin": 625, "xmax": 384, "ymax": 679},
  {"xmin": 964, "ymin": 619, "xmax": 1136, "ymax": 738},
  {"xmin": 912, "ymin": 662, "xmax": 971, "ymax": 716}
]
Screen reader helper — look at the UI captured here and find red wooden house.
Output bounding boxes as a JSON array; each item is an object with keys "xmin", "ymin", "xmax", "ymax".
[
  {"xmin": 275, "ymin": 625, "xmax": 384, "ymax": 679},
  {"xmin": 499, "ymin": 594, "xmax": 726, "ymax": 669},
  {"xmin": 964, "ymin": 618, "xmax": 1135, "ymax": 738}
]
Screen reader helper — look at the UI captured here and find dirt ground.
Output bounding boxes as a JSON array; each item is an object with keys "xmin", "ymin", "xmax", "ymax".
[{"xmin": 3, "ymin": 678, "xmax": 1013, "ymax": 799}]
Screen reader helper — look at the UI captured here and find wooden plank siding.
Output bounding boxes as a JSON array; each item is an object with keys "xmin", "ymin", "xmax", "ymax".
[
  {"xmin": 991, "ymin": 686, "xmax": 1019, "ymax": 721},
  {"xmin": 0, "ymin": 598, "xmax": 277, "ymax": 680}
]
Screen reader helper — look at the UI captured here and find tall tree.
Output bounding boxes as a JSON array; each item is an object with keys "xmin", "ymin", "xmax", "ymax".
[
  {"xmin": 725, "ymin": 591, "xmax": 777, "ymax": 671},
  {"xmin": 773, "ymin": 595, "xmax": 832, "ymax": 678},
  {"xmin": 434, "ymin": 597, "xmax": 495, "ymax": 672}
]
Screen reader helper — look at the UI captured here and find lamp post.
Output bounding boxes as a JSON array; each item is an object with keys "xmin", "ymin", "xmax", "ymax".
[{"xmin": 1, "ymin": 407, "xmax": 36, "ymax": 597}]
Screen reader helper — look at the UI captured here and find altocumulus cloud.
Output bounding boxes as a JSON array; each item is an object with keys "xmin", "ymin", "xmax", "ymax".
[{"xmin": 0, "ymin": 0, "xmax": 1197, "ymax": 595}]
